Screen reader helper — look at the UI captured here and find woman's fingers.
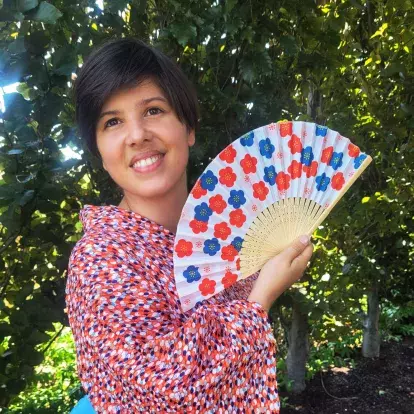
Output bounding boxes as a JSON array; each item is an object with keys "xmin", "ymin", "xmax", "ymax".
[
  {"xmin": 292, "ymin": 244, "xmax": 314, "ymax": 271},
  {"xmin": 279, "ymin": 235, "xmax": 311, "ymax": 264}
]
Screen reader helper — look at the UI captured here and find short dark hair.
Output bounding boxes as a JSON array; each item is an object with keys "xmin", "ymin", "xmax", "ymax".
[{"xmin": 74, "ymin": 37, "xmax": 199, "ymax": 157}]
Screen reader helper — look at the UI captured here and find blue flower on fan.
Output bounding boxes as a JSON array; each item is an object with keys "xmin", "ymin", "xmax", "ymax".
[
  {"xmin": 300, "ymin": 146, "xmax": 314, "ymax": 166},
  {"xmin": 203, "ymin": 238, "xmax": 221, "ymax": 256},
  {"xmin": 354, "ymin": 153, "xmax": 367, "ymax": 169},
  {"xmin": 231, "ymin": 236, "xmax": 244, "ymax": 252},
  {"xmin": 194, "ymin": 202, "xmax": 213, "ymax": 222},
  {"xmin": 316, "ymin": 173, "xmax": 331, "ymax": 191},
  {"xmin": 329, "ymin": 151, "xmax": 344, "ymax": 171},
  {"xmin": 259, "ymin": 138, "xmax": 275, "ymax": 159},
  {"xmin": 263, "ymin": 165, "xmax": 277, "ymax": 186},
  {"xmin": 240, "ymin": 131, "xmax": 254, "ymax": 147},
  {"xmin": 200, "ymin": 170, "xmax": 218, "ymax": 191},
  {"xmin": 183, "ymin": 265, "xmax": 201, "ymax": 283},
  {"xmin": 228, "ymin": 189, "xmax": 247, "ymax": 208},
  {"xmin": 316, "ymin": 125, "xmax": 328, "ymax": 137}
]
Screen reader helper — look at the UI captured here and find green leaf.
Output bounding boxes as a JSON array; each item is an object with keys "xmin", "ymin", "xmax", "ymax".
[
  {"xmin": 8, "ymin": 37, "xmax": 26, "ymax": 54},
  {"xmin": 24, "ymin": 30, "xmax": 50, "ymax": 55},
  {"xmin": 19, "ymin": 189, "xmax": 35, "ymax": 206},
  {"xmin": 26, "ymin": 1, "xmax": 62, "ymax": 24},
  {"xmin": 239, "ymin": 57, "xmax": 256, "ymax": 84},
  {"xmin": 51, "ymin": 45, "xmax": 76, "ymax": 77},
  {"xmin": 27, "ymin": 329, "xmax": 50, "ymax": 345},
  {"xmin": 225, "ymin": 0, "xmax": 237, "ymax": 14},
  {"xmin": 0, "ymin": 8, "xmax": 24, "ymax": 21},
  {"xmin": 280, "ymin": 35, "xmax": 299, "ymax": 56},
  {"xmin": 13, "ymin": 0, "xmax": 39, "ymax": 12},
  {"xmin": 381, "ymin": 63, "xmax": 405, "ymax": 77},
  {"xmin": 170, "ymin": 22, "xmax": 196, "ymax": 47}
]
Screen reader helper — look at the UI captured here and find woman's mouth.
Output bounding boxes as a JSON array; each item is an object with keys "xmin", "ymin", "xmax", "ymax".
[{"xmin": 131, "ymin": 154, "xmax": 164, "ymax": 173}]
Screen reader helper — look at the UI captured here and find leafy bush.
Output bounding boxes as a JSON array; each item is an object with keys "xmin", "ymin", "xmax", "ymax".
[{"xmin": 6, "ymin": 325, "xmax": 83, "ymax": 413}]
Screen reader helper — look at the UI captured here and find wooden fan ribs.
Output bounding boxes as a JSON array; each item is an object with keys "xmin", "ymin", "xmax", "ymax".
[{"xmin": 239, "ymin": 152, "xmax": 372, "ymax": 277}]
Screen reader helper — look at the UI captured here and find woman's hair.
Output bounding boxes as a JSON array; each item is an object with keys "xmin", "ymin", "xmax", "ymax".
[{"xmin": 74, "ymin": 37, "xmax": 199, "ymax": 157}]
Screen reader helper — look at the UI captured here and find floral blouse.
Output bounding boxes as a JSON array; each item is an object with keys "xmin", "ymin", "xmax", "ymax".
[{"xmin": 65, "ymin": 205, "xmax": 280, "ymax": 413}]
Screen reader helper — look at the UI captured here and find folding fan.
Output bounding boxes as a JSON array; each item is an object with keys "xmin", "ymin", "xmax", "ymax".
[{"xmin": 173, "ymin": 121, "xmax": 372, "ymax": 312}]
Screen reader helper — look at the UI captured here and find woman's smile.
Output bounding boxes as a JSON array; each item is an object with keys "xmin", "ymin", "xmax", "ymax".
[{"xmin": 131, "ymin": 153, "xmax": 164, "ymax": 173}]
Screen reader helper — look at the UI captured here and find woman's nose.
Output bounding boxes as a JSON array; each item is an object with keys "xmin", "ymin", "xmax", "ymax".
[{"xmin": 125, "ymin": 118, "xmax": 149, "ymax": 146}]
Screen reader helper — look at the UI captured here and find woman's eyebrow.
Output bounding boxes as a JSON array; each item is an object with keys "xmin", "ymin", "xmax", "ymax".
[{"xmin": 98, "ymin": 96, "xmax": 168, "ymax": 120}]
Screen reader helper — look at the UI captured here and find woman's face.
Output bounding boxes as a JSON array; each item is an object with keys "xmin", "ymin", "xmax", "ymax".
[{"xmin": 95, "ymin": 79, "xmax": 195, "ymax": 200}]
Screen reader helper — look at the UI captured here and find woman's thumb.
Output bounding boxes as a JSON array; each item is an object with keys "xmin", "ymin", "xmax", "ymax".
[{"xmin": 280, "ymin": 235, "xmax": 310, "ymax": 263}]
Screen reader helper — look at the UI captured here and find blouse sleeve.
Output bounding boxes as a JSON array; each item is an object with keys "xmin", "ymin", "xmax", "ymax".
[{"xmin": 74, "ymin": 246, "xmax": 278, "ymax": 412}]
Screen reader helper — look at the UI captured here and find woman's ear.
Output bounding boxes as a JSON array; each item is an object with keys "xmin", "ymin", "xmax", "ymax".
[{"xmin": 188, "ymin": 129, "xmax": 195, "ymax": 147}]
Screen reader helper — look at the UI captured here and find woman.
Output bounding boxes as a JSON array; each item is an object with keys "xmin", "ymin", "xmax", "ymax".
[{"xmin": 66, "ymin": 37, "xmax": 313, "ymax": 413}]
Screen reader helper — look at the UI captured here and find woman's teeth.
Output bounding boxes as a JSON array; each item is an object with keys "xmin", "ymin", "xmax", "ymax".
[{"xmin": 132, "ymin": 154, "xmax": 162, "ymax": 168}]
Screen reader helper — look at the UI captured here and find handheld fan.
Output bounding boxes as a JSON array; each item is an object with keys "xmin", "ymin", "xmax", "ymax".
[{"xmin": 173, "ymin": 121, "xmax": 372, "ymax": 312}]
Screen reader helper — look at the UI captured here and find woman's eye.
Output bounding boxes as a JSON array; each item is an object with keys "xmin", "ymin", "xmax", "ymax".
[
  {"xmin": 146, "ymin": 107, "xmax": 163, "ymax": 116},
  {"xmin": 104, "ymin": 118, "xmax": 119, "ymax": 129}
]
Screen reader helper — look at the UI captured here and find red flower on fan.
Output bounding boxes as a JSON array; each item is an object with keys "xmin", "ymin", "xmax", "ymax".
[
  {"xmin": 189, "ymin": 219, "xmax": 208, "ymax": 234},
  {"xmin": 229, "ymin": 209, "xmax": 246, "ymax": 228},
  {"xmin": 236, "ymin": 257, "xmax": 241, "ymax": 270},
  {"xmin": 348, "ymin": 143, "xmax": 360, "ymax": 158},
  {"xmin": 199, "ymin": 278, "xmax": 216, "ymax": 296},
  {"xmin": 222, "ymin": 271, "xmax": 238, "ymax": 289},
  {"xmin": 240, "ymin": 154, "xmax": 257, "ymax": 174},
  {"xmin": 331, "ymin": 172, "xmax": 345, "ymax": 190},
  {"xmin": 214, "ymin": 222, "xmax": 232, "ymax": 240},
  {"xmin": 221, "ymin": 244, "xmax": 238, "ymax": 261},
  {"xmin": 303, "ymin": 160, "xmax": 318, "ymax": 178},
  {"xmin": 219, "ymin": 166, "xmax": 237, "ymax": 187},
  {"xmin": 321, "ymin": 146, "xmax": 334, "ymax": 164},
  {"xmin": 276, "ymin": 172, "xmax": 291, "ymax": 191},
  {"xmin": 253, "ymin": 181, "xmax": 269, "ymax": 201},
  {"xmin": 209, "ymin": 194, "xmax": 227, "ymax": 214},
  {"xmin": 279, "ymin": 121, "xmax": 292, "ymax": 137},
  {"xmin": 175, "ymin": 239, "xmax": 193, "ymax": 258},
  {"xmin": 288, "ymin": 160, "xmax": 302, "ymax": 179},
  {"xmin": 288, "ymin": 134, "xmax": 303, "ymax": 154},
  {"xmin": 192, "ymin": 179, "xmax": 207, "ymax": 199},
  {"xmin": 219, "ymin": 144, "xmax": 236, "ymax": 163}
]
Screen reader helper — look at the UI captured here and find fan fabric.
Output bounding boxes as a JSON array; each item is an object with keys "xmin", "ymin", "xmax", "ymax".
[{"xmin": 174, "ymin": 121, "xmax": 372, "ymax": 312}]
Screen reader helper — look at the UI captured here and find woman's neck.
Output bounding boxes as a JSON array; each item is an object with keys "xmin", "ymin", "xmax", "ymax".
[{"xmin": 119, "ymin": 177, "xmax": 189, "ymax": 235}]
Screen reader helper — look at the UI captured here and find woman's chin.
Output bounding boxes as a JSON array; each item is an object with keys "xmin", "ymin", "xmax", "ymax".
[{"xmin": 125, "ymin": 180, "xmax": 176, "ymax": 200}]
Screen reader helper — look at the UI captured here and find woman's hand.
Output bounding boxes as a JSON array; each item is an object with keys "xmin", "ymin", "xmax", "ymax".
[{"xmin": 247, "ymin": 235, "xmax": 313, "ymax": 312}]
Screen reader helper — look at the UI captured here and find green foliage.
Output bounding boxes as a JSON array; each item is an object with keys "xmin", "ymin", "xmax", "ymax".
[
  {"xmin": 6, "ymin": 325, "xmax": 82, "ymax": 413},
  {"xmin": 0, "ymin": 0, "xmax": 413, "ymax": 410},
  {"xmin": 380, "ymin": 299, "xmax": 414, "ymax": 341}
]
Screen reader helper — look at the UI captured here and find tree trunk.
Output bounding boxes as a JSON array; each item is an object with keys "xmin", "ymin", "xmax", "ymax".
[
  {"xmin": 362, "ymin": 283, "xmax": 381, "ymax": 358},
  {"xmin": 286, "ymin": 300, "xmax": 309, "ymax": 393}
]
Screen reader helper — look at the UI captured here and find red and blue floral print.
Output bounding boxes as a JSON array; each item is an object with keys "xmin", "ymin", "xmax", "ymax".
[{"xmin": 173, "ymin": 121, "xmax": 371, "ymax": 312}]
